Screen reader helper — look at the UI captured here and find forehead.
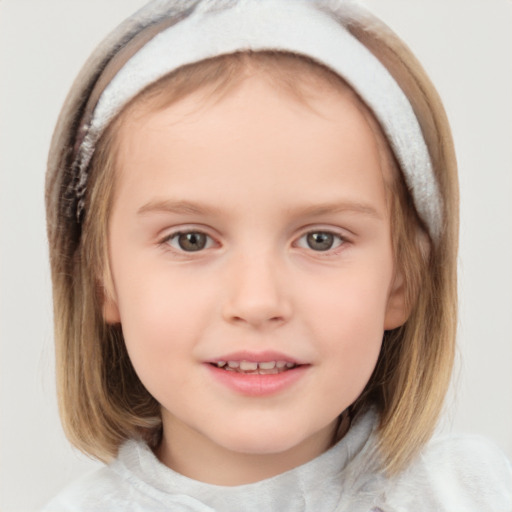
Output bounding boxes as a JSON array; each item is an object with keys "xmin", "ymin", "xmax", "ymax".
[
  {"xmin": 110, "ymin": 71, "xmax": 392, "ymax": 224},
  {"xmin": 113, "ymin": 52, "xmax": 397, "ymax": 182}
]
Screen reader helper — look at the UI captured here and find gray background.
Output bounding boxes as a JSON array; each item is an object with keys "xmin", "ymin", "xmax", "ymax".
[{"xmin": 1, "ymin": 0, "xmax": 511, "ymax": 510}]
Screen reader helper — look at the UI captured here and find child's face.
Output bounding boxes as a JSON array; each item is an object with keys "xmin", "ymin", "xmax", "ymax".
[{"xmin": 104, "ymin": 74, "xmax": 406, "ymax": 477}]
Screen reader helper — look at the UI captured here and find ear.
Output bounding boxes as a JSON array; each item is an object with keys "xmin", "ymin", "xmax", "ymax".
[
  {"xmin": 384, "ymin": 269, "xmax": 410, "ymax": 330},
  {"xmin": 103, "ymin": 293, "xmax": 121, "ymax": 324},
  {"xmin": 98, "ymin": 275, "xmax": 121, "ymax": 324}
]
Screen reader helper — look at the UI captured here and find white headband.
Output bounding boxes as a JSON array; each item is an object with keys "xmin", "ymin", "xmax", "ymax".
[{"xmin": 73, "ymin": 0, "xmax": 442, "ymax": 240}]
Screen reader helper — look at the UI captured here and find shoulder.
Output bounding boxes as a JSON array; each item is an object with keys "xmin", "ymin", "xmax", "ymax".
[
  {"xmin": 385, "ymin": 434, "xmax": 512, "ymax": 511},
  {"xmin": 41, "ymin": 465, "xmax": 144, "ymax": 512},
  {"xmin": 41, "ymin": 441, "xmax": 168, "ymax": 512}
]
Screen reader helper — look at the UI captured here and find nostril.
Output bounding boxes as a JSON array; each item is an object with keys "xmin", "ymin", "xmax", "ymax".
[{"xmin": 227, "ymin": 311, "xmax": 287, "ymax": 327}]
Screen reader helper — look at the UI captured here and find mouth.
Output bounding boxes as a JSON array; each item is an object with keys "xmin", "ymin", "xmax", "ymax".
[
  {"xmin": 209, "ymin": 360, "xmax": 299, "ymax": 375},
  {"xmin": 205, "ymin": 353, "xmax": 309, "ymax": 396}
]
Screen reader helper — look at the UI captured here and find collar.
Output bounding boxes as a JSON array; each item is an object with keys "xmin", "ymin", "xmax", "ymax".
[{"xmin": 112, "ymin": 408, "xmax": 379, "ymax": 511}]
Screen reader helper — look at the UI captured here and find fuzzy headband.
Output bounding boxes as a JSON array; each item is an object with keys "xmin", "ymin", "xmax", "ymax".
[{"xmin": 52, "ymin": 0, "xmax": 442, "ymax": 242}]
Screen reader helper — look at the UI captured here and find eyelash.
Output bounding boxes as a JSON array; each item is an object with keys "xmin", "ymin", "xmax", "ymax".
[
  {"xmin": 161, "ymin": 230, "xmax": 216, "ymax": 253},
  {"xmin": 159, "ymin": 228, "xmax": 349, "ymax": 255},
  {"xmin": 294, "ymin": 230, "xmax": 347, "ymax": 253}
]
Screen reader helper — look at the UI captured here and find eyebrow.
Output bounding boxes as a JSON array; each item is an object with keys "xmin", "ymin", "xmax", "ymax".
[
  {"xmin": 285, "ymin": 201, "xmax": 383, "ymax": 220},
  {"xmin": 137, "ymin": 198, "xmax": 382, "ymax": 220},
  {"xmin": 137, "ymin": 199, "xmax": 221, "ymax": 217}
]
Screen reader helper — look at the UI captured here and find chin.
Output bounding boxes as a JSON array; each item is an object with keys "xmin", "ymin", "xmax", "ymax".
[
  {"xmin": 210, "ymin": 420, "xmax": 331, "ymax": 458},
  {"xmin": 223, "ymin": 435, "xmax": 299, "ymax": 456}
]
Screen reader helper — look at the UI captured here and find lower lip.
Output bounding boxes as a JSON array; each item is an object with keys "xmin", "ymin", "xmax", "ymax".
[{"xmin": 205, "ymin": 364, "xmax": 309, "ymax": 396}]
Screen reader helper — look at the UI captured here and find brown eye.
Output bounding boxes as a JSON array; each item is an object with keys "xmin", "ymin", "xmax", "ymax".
[
  {"xmin": 306, "ymin": 232, "xmax": 335, "ymax": 251},
  {"xmin": 168, "ymin": 232, "xmax": 211, "ymax": 252}
]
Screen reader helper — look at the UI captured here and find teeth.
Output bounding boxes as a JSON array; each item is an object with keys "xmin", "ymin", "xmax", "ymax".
[
  {"xmin": 239, "ymin": 361, "xmax": 258, "ymax": 371},
  {"xmin": 215, "ymin": 360, "xmax": 297, "ymax": 373}
]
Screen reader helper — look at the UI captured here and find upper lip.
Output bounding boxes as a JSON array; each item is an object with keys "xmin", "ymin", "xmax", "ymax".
[{"xmin": 205, "ymin": 350, "xmax": 307, "ymax": 365}]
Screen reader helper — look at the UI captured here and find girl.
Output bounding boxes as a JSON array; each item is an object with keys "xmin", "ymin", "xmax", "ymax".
[{"xmin": 43, "ymin": 0, "xmax": 512, "ymax": 510}]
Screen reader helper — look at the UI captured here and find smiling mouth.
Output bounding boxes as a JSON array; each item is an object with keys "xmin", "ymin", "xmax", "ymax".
[{"xmin": 210, "ymin": 360, "xmax": 299, "ymax": 375}]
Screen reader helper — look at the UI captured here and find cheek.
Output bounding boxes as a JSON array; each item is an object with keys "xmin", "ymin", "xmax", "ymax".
[
  {"xmin": 117, "ymin": 290, "xmax": 193, "ymax": 405},
  {"xmin": 299, "ymin": 267, "xmax": 390, "ymax": 394},
  {"xmin": 114, "ymin": 273, "xmax": 221, "ymax": 415},
  {"xmin": 114, "ymin": 269, "xmax": 216, "ymax": 369},
  {"xmin": 304, "ymin": 265, "xmax": 392, "ymax": 340}
]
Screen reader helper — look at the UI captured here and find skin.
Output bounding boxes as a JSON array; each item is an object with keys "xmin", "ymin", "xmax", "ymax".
[{"xmin": 104, "ymin": 75, "xmax": 408, "ymax": 485}]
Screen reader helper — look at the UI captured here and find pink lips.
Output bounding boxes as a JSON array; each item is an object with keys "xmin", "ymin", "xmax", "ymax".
[{"xmin": 205, "ymin": 351, "xmax": 309, "ymax": 396}]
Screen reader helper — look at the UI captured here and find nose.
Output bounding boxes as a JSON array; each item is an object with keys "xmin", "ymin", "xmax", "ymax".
[{"xmin": 222, "ymin": 251, "xmax": 292, "ymax": 329}]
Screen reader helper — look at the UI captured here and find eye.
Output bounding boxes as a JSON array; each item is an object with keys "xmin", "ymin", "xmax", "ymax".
[
  {"xmin": 296, "ymin": 231, "xmax": 345, "ymax": 252},
  {"xmin": 165, "ymin": 231, "xmax": 214, "ymax": 252}
]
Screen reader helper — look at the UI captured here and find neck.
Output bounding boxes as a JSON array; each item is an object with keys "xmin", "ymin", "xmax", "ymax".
[{"xmin": 155, "ymin": 418, "xmax": 339, "ymax": 486}]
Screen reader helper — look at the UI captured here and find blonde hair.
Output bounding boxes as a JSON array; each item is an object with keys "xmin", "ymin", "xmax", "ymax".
[{"xmin": 46, "ymin": 13, "xmax": 458, "ymax": 475}]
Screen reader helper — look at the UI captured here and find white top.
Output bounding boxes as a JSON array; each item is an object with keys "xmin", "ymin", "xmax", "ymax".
[{"xmin": 43, "ymin": 410, "xmax": 512, "ymax": 512}]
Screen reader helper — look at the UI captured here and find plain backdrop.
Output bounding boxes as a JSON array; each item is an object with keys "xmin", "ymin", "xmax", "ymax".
[{"xmin": 1, "ymin": 1, "xmax": 511, "ymax": 510}]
